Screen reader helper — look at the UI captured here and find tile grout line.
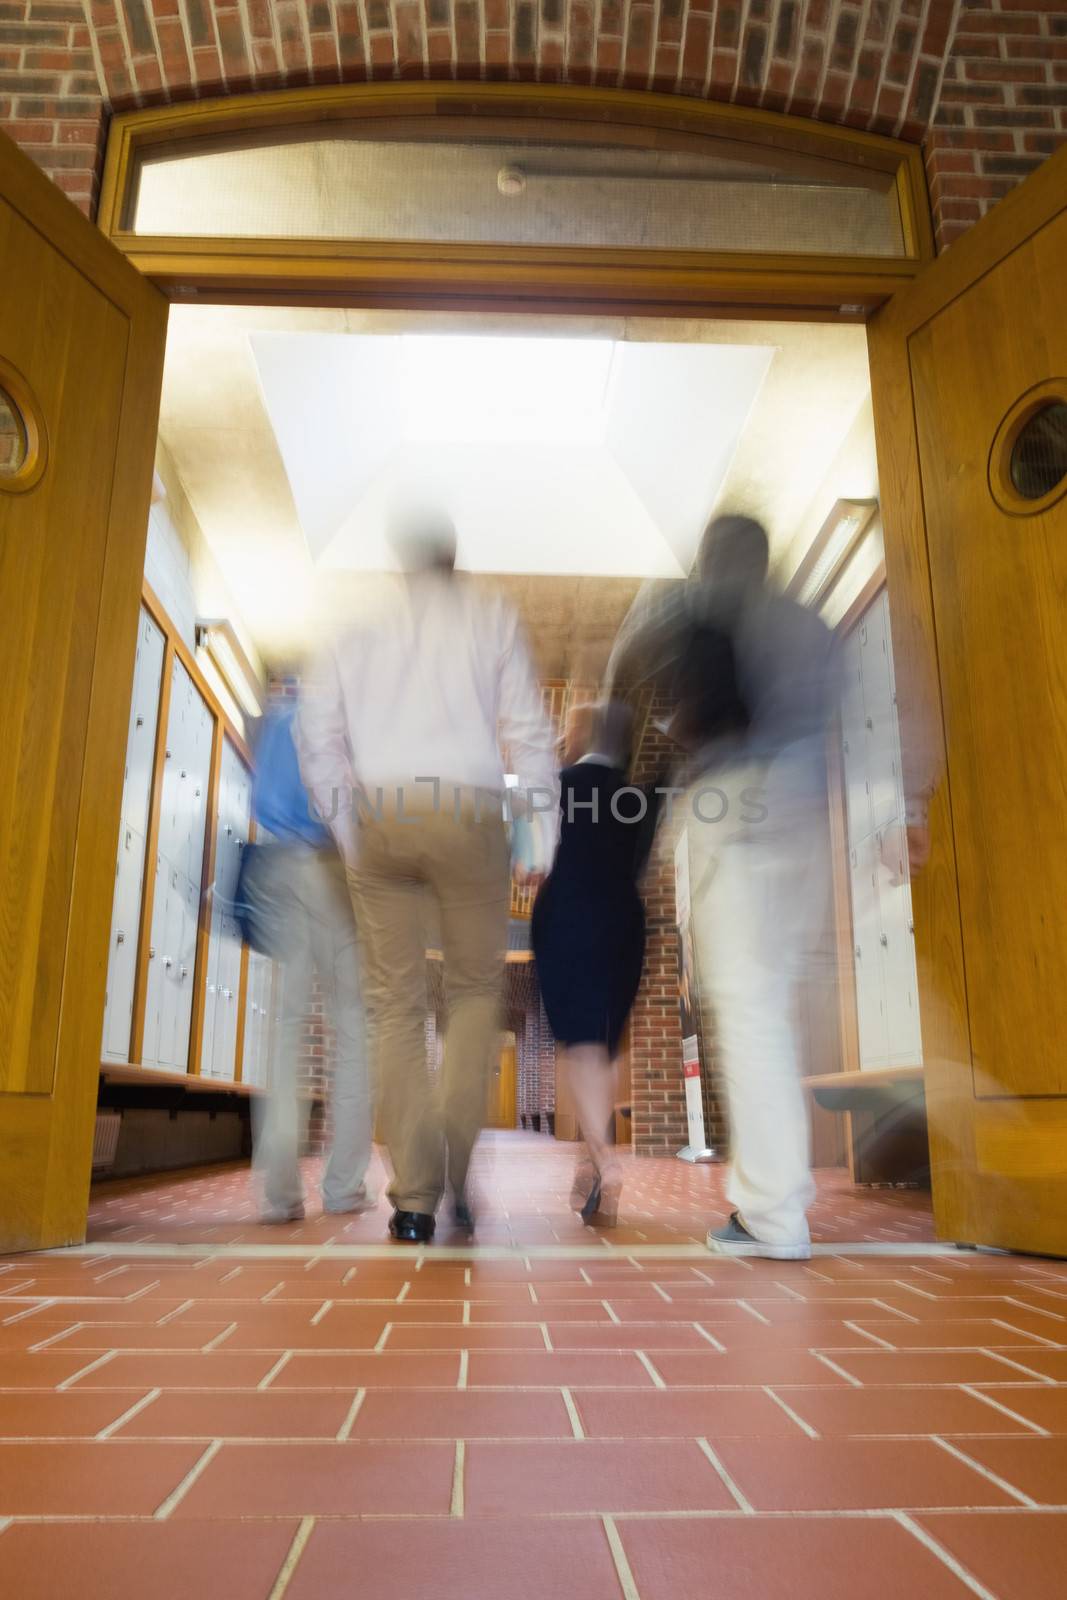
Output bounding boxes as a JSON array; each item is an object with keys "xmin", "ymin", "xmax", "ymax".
[
  {"xmin": 893, "ymin": 1513, "xmax": 1001, "ymax": 1600},
  {"xmin": 692, "ymin": 1323, "xmax": 726, "ymax": 1351},
  {"xmin": 1004, "ymin": 1295, "xmax": 1066, "ymax": 1323},
  {"xmin": 961, "ymin": 1384, "xmax": 1050, "ymax": 1435},
  {"xmin": 450, "ymin": 1440, "xmax": 465, "ymax": 1517},
  {"xmin": 931, "ymin": 1435, "xmax": 1040, "ymax": 1508},
  {"xmin": 991, "ymin": 1318, "xmax": 1062, "ymax": 1348},
  {"xmin": 634, "ymin": 1351, "xmax": 666, "ymax": 1389},
  {"xmin": 813, "ymin": 1353, "xmax": 864, "ymax": 1388},
  {"xmin": 695, "ymin": 1438, "xmax": 754, "ymax": 1513},
  {"xmin": 57, "ymin": 1351, "xmax": 116, "ymax": 1391},
  {"xmin": 3, "ymin": 1298, "xmax": 58, "ymax": 1325},
  {"xmin": 374, "ymin": 1324, "xmax": 392, "ymax": 1353},
  {"xmin": 763, "ymin": 1387, "xmax": 820, "ymax": 1438},
  {"xmin": 201, "ymin": 1322, "xmax": 238, "ymax": 1352},
  {"xmin": 258, "ymin": 1352, "xmax": 293, "ymax": 1390},
  {"xmin": 95, "ymin": 1387, "xmax": 163, "ymax": 1439},
  {"xmin": 736, "ymin": 1300, "xmax": 771, "ymax": 1326},
  {"xmin": 310, "ymin": 1300, "xmax": 333, "ymax": 1327},
  {"xmin": 156, "ymin": 1299, "xmax": 195, "ymax": 1326},
  {"xmin": 979, "ymin": 1348, "xmax": 1055, "ymax": 1384},
  {"xmin": 267, "ymin": 1515, "xmax": 316, "ymax": 1600},
  {"xmin": 335, "ymin": 1389, "xmax": 366, "ymax": 1441},
  {"xmin": 602, "ymin": 1514, "xmax": 641, "ymax": 1600},
  {"xmin": 561, "ymin": 1386, "xmax": 585, "ymax": 1439},
  {"xmin": 843, "ymin": 1321, "xmax": 897, "ymax": 1350},
  {"xmin": 29, "ymin": 1326, "xmax": 83, "ymax": 1353},
  {"xmin": 153, "ymin": 1439, "xmax": 222, "ymax": 1519},
  {"xmin": 870, "ymin": 1298, "xmax": 920, "ymax": 1323}
]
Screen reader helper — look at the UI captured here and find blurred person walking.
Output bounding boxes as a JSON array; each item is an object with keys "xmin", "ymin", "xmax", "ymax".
[
  {"xmin": 532, "ymin": 700, "xmax": 661, "ymax": 1226},
  {"xmin": 609, "ymin": 514, "xmax": 838, "ymax": 1260},
  {"xmin": 296, "ymin": 510, "xmax": 557, "ymax": 1244},
  {"xmin": 243, "ymin": 697, "xmax": 375, "ymax": 1224}
]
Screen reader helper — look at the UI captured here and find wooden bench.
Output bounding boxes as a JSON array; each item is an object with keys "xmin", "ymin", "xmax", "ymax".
[{"xmin": 803, "ymin": 1066, "xmax": 928, "ymax": 1186}]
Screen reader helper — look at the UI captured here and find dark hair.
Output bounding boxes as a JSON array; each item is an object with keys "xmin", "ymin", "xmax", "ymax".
[{"xmin": 697, "ymin": 514, "xmax": 770, "ymax": 587}]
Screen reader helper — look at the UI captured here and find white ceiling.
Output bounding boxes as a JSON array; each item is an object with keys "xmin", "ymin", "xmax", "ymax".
[
  {"xmin": 250, "ymin": 332, "xmax": 773, "ymax": 577},
  {"xmin": 158, "ymin": 306, "xmax": 874, "ymax": 662}
]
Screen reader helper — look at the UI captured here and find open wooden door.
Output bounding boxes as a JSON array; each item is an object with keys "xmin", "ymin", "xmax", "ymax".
[
  {"xmin": 0, "ymin": 132, "xmax": 167, "ymax": 1251},
  {"xmin": 870, "ymin": 145, "xmax": 1067, "ymax": 1255}
]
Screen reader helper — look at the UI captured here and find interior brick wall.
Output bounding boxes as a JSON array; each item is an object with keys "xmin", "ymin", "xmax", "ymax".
[
  {"xmin": 2, "ymin": 3, "xmax": 1064, "ymax": 244},
  {"xmin": 925, "ymin": 3, "xmax": 1067, "ymax": 247},
  {"xmin": 628, "ymin": 702, "xmax": 690, "ymax": 1156}
]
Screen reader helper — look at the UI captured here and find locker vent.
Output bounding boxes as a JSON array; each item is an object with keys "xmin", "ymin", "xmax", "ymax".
[{"xmin": 92, "ymin": 1111, "xmax": 123, "ymax": 1171}]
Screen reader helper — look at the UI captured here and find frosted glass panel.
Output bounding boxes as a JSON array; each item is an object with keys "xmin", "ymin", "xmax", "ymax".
[{"xmin": 131, "ymin": 134, "xmax": 905, "ymax": 258}]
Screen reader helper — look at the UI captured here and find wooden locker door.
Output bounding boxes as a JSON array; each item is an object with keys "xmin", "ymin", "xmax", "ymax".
[
  {"xmin": 870, "ymin": 143, "xmax": 1067, "ymax": 1254},
  {"xmin": 0, "ymin": 132, "xmax": 167, "ymax": 1251}
]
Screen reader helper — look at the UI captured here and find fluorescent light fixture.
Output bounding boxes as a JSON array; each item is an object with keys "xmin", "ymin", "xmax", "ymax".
[
  {"xmin": 195, "ymin": 618, "xmax": 265, "ymax": 719},
  {"xmin": 788, "ymin": 498, "xmax": 878, "ymax": 610}
]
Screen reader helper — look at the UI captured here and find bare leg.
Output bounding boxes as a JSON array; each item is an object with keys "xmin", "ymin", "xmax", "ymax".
[
  {"xmin": 565, "ymin": 1044, "xmax": 616, "ymax": 1171},
  {"xmin": 563, "ymin": 1044, "xmax": 623, "ymax": 1223}
]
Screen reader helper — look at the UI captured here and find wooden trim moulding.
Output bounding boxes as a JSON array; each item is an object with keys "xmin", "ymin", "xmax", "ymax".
[
  {"xmin": 127, "ymin": 632, "xmax": 174, "ymax": 1067},
  {"xmin": 98, "ymin": 82, "xmax": 932, "ymax": 317}
]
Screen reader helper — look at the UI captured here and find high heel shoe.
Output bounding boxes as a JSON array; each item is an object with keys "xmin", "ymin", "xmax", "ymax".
[
  {"xmin": 570, "ymin": 1154, "xmax": 598, "ymax": 1214},
  {"xmin": 590, "ymin": 1163, "xmax": 623, "ymax": 1227}
]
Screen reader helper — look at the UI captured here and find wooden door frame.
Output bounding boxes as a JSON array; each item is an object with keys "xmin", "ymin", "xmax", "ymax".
[
  {"xmin": 868, "ymin": 142, "xmax": 1067, "ymax": 1249},
  {"xmin": 97, "ymin": 82, "xmax": 933, "ymax": 320}
]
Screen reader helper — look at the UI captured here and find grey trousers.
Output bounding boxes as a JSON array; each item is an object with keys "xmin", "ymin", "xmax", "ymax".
[{"xmin": 252, "ymin": 845, "xmax": 373, "ymax": 1213}]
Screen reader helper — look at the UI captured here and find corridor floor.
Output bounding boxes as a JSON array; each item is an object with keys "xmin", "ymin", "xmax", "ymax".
[{"xmin": 0, "ymin": 1137, "xmax": 1063, "ymax": 1599}]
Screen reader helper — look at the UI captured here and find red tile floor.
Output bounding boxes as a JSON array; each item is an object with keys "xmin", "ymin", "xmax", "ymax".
[{"xmin": 0, "ymin": 1133, "xmax": 1064, "ymax": 1598}]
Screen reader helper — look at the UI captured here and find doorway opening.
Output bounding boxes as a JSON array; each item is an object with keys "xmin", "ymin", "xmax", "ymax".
[{"xmin": 92, "ymin": 300, "xmax": 932, "ymax": 1250}]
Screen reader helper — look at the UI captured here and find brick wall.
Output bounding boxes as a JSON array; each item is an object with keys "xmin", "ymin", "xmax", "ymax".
[
  {"xmin": 2, "ymin": 3, "xmax": 1064, "ymax": 244},
  {"xmin": 628, "ymin": 701, "xmax": 690, "ymax": 1156},
  {"xmin": 0, "ymin": 0, "xmax": 104, "ymax": 213},
  {"xmin": 926, "ymin": 3, "xmax": 1067, "ymax": 247}
]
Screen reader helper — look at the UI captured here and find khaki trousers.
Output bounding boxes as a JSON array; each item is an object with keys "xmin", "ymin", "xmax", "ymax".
[{"xmin": 348, "ymin": 803, "xmax": 510, "ymax": 1215}]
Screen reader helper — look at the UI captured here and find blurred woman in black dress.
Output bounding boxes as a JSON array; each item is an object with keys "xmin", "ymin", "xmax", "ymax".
[{"xmin": 531, "ymin": 700, "xmax": 662, "ymax": 1225}]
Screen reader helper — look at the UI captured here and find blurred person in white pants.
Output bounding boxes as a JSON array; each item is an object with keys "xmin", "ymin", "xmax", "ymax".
[
  {"xmin": 245, "ymin": 701, "xmax": 374, "ymax": 1224},
  {"xmin": 609, "ymin": 514, "xmax": 837, "ymax": 1260}
]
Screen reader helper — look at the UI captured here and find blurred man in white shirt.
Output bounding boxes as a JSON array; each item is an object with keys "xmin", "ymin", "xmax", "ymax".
[{"xmin": 296, "ymin": 509, "xmax": 557, "ymax": 1243}]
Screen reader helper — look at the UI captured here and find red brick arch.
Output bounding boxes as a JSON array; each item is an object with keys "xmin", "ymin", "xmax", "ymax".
[{"xmin": 2, "ymin": 2, "xmax": 1065, "ymax": 244}]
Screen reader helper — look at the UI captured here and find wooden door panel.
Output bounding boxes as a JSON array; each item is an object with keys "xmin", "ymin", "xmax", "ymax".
[
  {"xmin": 910, "ymin": 209, "xmax": 1067, "ymax": 1103},
  {"xmin": 0, "ymin": 207, "xmax": 130, "ymax": 1097},
  {"xmin": 870, "ymin": 144, "xmax": 1067, "ymax": 1255},
  {"xmin": 0, "ymin": 131, "xmax": 167, "ymax": 1251}
]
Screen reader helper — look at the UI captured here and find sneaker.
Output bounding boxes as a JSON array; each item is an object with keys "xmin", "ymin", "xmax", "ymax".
[
  {"xmin": 706, "ymin": 1212, "xmax": 811, "ymax": 1261},
  {"xmin": 323, "ymin": 1187, "xmax": 378, "ymax": 1216},
  {"xmin": 260, "ymin": 1202, "xmax": 306, "ymax": 1225}
]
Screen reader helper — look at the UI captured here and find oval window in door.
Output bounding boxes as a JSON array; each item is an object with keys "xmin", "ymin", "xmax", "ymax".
[
  {"xmin": 0, "ymin": 357, "xmax": 47, "ymax": 493},
  {"xmin": 989, "ymin": 379, "xmax": 1067, "ymax": 515},
  {"xmin": 0, "ymin": 388, "xmax": 27, "ymax": 476},
  {"xmin": 1010, "ymin": 401, "xmax": 1067, "ymax": 499}
]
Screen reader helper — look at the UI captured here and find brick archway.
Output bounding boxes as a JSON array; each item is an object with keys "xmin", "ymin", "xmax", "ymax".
[{"xmin": 3, "ymin": 2, "xmax": 1065, "ymax": 244}]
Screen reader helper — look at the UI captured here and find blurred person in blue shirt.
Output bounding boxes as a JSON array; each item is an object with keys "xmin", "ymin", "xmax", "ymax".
[{"xmin": 247, "ymin": 696, "xmax": 374, "ymax": 1224}]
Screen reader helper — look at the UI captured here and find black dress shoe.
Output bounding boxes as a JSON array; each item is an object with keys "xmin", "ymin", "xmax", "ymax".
[
  {"xmin": 452, "ymin": 1197, "xmax": 476, "ymax": 1236},
  {"xmin": 389, "ymin": 1208, "xmax": 436, "ymax": 1244}
]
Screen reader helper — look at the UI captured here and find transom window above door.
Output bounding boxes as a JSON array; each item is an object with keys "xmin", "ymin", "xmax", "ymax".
[{"xmin": 99, "ymin": 84, "xmax": 933, "ymax": 317}]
